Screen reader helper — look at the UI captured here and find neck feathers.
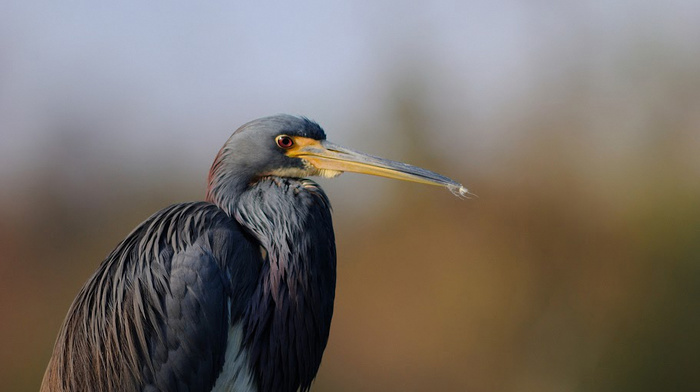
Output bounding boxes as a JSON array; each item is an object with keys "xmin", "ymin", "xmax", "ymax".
[
  {"xmin": 233, "ymin": 177, "xmax": 336, "ymax": 392},
  {"xmin": 206, "ymin": 145, "xmax": 248, "ymax": 215}
]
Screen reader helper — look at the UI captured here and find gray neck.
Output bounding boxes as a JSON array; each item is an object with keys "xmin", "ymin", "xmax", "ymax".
[{"xmin": 233, "ymin": 177, "xmax": 336, "ymax": 392}]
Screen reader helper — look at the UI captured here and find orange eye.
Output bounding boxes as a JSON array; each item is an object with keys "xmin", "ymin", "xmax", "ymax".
[{"xmin": 276, "ymin": 135, "xmax": 294, "ymax": 149}]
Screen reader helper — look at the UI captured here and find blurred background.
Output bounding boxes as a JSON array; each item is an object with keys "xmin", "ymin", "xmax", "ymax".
[{"xmin": 1, "ymin": 1, "xmax": 699, "ymax": 391}]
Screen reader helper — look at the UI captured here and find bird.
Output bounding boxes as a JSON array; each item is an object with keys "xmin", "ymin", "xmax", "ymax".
[{"xmin": 41, "ymin": 114, "xmax": 469, "ymax": 392}]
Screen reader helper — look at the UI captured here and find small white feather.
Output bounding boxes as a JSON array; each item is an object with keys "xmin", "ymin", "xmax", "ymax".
[{"xmin": 447, "ymin": 184, "xmax": 477, "ymax": 199}]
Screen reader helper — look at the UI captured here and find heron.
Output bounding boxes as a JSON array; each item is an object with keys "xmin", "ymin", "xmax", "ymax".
[{"xmin": 41, "ymin": 114, "xmax": 469, "ymax": 392}]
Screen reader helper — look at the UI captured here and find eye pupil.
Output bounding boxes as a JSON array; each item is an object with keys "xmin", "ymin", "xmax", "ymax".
[{"xmin": 277, "ymin": 136, "xmax": 294, "ymax": 149}]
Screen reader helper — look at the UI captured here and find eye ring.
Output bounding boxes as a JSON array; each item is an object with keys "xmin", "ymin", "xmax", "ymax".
[{"xmin": 276, "ymin": 135, "xmax": 294, "ymax": 149}]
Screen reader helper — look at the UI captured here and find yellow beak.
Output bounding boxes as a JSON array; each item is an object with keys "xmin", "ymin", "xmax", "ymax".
[{"xmin": 286, "ymin": 137, "xmax": 470, "ymax": 198}]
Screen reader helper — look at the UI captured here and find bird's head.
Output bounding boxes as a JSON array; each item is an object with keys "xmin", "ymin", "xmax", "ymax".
[{"xmin": 206, "ymin": 114, "xmax": 470, "ymax": 207}]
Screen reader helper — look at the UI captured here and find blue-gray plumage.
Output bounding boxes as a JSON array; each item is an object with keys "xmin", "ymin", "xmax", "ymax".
[{"xmin": 42, "ymin": 115, "xmax": 468, "ymax": 392}]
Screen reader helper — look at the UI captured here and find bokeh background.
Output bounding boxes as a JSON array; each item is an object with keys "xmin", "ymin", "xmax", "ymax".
[{"xmin": 2, "ymin": 1, "xmax": 699, "ymax": 391}]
